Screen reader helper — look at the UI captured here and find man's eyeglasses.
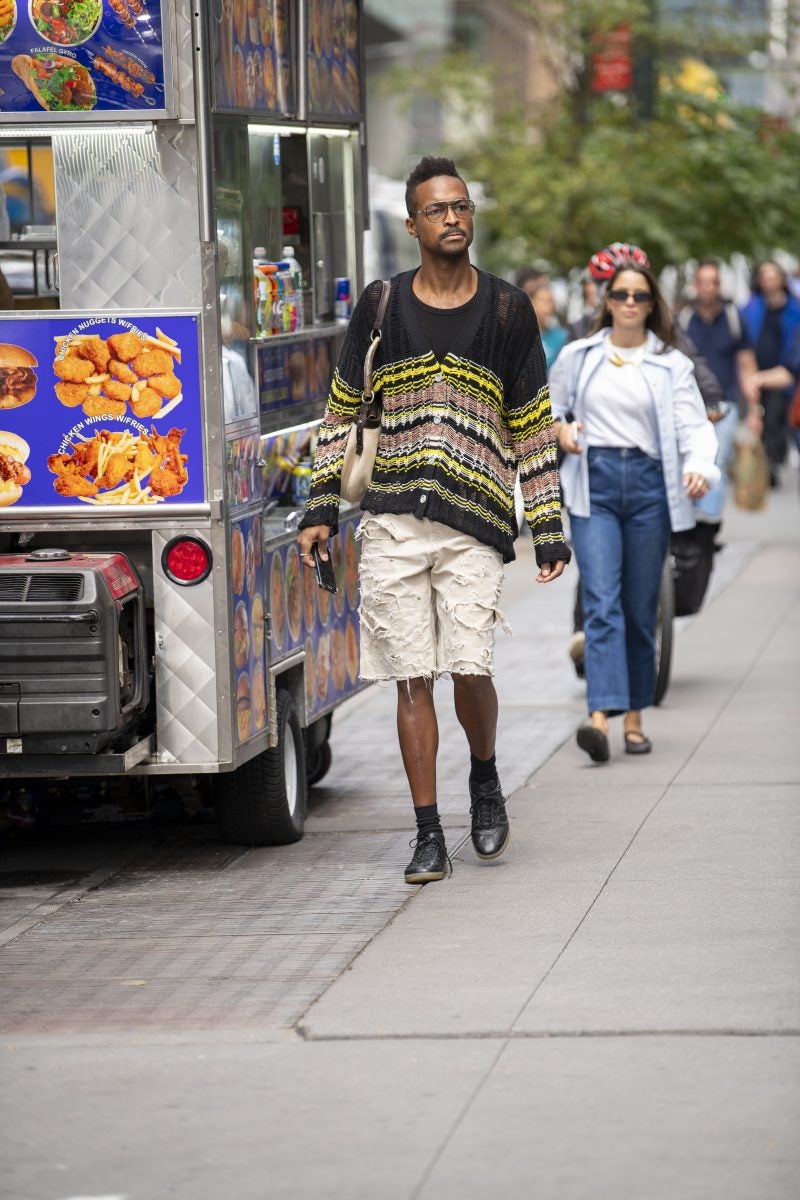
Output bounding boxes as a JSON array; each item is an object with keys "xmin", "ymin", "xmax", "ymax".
[
  {"xmin": 413, "ymin": 199, "xmax": 476, "ymax": 223},
  {"xmin": 608, "ymin": 289, "xmax": 652, "ymax": 304}
]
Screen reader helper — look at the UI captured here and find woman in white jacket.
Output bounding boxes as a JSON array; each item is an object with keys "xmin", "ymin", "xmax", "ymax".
[{"xmin": 549, "ymin": 263, "xmax": 720, "ymax": 762}]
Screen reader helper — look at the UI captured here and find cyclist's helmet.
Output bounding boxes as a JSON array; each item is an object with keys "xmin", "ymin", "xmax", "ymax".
[{"xmin": 588, "ymin": 242, "xmax": 651, "ymax": 282}]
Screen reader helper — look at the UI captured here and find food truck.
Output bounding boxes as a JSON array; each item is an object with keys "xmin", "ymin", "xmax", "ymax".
[{"xmin": 0, "ymin": 0, "xmax": 368, "ymax": 844}]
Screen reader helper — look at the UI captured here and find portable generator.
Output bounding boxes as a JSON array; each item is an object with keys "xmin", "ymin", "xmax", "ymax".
[{"xmin": 0, "ymin": 549, "xmax": 148, "ymax": 756}]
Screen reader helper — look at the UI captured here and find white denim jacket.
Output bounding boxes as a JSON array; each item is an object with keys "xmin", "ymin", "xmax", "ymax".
[{"xmin": 548, "ymin": 329, "xmax": 721, "ymax": 532}]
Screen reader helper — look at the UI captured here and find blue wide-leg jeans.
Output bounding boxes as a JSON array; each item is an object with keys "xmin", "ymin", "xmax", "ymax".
[{"xmin": 569, "ymin": 447, "xmax": 671, "ymax": 715}]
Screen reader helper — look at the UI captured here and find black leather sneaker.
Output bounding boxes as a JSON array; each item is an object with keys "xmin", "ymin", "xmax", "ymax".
[
  {"xmin": 404, "ymin": 830, "xmax": 451, "ymax": 884},
  {"xmin": 469, "ymin": 777, "xmax": 510, "ymax": 860}
]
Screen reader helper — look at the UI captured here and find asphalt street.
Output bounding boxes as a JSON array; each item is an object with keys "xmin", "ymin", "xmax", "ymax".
[{"xmin": 0, "ymin": 472, "xmax": 798, "ymax": 1200}]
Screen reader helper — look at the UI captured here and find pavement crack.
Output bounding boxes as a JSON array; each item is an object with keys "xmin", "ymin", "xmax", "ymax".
[{"xmin": 408, "ymin": 1035, "xmax": 509, "ymax": 1200}]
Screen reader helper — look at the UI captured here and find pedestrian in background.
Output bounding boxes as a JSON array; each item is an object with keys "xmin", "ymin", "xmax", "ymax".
[
  {"xmin": 550, "ymin": 263, "xmax": 720, "ymax": 762},
  {"xmin": 741, "ymin": 325, "xmax": 800, "ymax": 463},
  {"xmin": 566, "ymin": 270, "xmax": 599, "ymax": 342},
  {"xmin": 740, "ymin": 260, "xmax": 800, "ymax": 487},
  {"xmin": 299, "ymin": 156, "xmax": 570, "ymax": 883},
  {"xmin": 678, "ymin": 259, "xmax": 759, "ymax": 504},
  {"xmin": 670, "ymin": 258, "xmax": 759, "ymax": 609},
  {"xmin": 525, "ymin": 278, "xmax": 567, "ymax": 369}
]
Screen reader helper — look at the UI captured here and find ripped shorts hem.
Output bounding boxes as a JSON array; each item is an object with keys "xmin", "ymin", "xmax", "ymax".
[{"xmin": 359, "ymin": 665, "xmax": 495, "ymax": 683}]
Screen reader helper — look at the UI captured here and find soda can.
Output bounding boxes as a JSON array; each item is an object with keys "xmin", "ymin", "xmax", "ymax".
[{"xmin": 334, "ymin": 277, "xmax": 351, "ymax": 322}]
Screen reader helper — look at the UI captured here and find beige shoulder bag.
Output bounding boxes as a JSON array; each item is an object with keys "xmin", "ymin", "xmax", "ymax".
[{"xmin": 340, "ymin": 280, "xmax": 392, "ymax": 504}]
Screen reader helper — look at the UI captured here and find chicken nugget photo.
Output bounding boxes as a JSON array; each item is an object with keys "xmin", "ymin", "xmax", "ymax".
[
  {"xmin": 54, "ymin": 355, "xmax": 94, "ymax": 383},
  {"xmin": 132, "ymin": 348, "xmax": 174, "ymax": 377},
  {"xmin": 104, "ymin": 379, "xmax": 132, "ymax": 405},
  {"xmin": 130, "ymin": 387, "xmax": 162, "ymax": 418},
  {"xmin": 109, "ymin": 359, "xmax": 138, "ymax": 385},
  {"xmin": 82, "ymin": 395, "xmax": 127, "ymax": 418},
  {"xmin": 106, "ymin": 332, "xmax": 143, "ymax": 362},
  {"xmin": 77, "ymin": 336, "xmax": 111, "ymax": 372},
  {"xmin": 55, "ymin": 381, "xmax": 90, "ymax": 408},
  {"xmin": 148, "ymin": 373, "xmax": 182, "ymax": 400}
]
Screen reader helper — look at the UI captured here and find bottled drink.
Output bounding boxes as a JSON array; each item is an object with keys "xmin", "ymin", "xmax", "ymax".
[
  {"xmin": 253, "ymin": 245, "xmax": 269, "ymax": 313},
  {"xmin": 281, "ymin": 247, "xmax": 304, "ymax": 330},
  {"xmin": 277, "ymin": 265, "xmax": 298, "ymax": 333},
  {"xmin": 281, "ymin": 246, "xmax": 303, "ymax": 293}
]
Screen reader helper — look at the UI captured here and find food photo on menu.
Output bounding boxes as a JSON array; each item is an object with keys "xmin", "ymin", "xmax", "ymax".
[
  {"xmin": 0, "ymin": 1, "xmax": 167, "ymax": 115},
  {"xmin": 0, "ymin": 314, "xmax": 204, "ymax": 508},
  {"xmin": 230, "ymin": 512, "xmax": 267, "ymax": 745},
  {"xmin": 214, "ymin": 0, "xmax": 292, "ymax": 114}
]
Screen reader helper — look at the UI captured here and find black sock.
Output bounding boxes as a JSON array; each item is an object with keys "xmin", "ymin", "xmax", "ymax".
[
  {"xmin": 414, "ymin": 803, "xmax": 443, "ymax": 838},
  {"xmin": 470, "ymin": 752, "xmax": 498, "ymax": 785}
]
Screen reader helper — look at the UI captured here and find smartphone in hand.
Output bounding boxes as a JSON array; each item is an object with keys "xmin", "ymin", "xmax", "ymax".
[{"xmin": 312, "ymin": 542, "xmax": 337, "ymax": 593}]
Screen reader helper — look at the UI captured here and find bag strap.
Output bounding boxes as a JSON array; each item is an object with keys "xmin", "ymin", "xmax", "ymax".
[
  {"xmin": 352, "ymin": 281, "xmax": 391, "ymax": 455},
  {"xmin": 362, "ymin": 280, "xmax": 391, "ymax": 401}
]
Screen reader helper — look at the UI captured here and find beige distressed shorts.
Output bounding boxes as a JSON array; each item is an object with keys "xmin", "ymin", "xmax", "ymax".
[{"xmin": 357, "ymin": 513, "xmax": 507, "ymax": 682}]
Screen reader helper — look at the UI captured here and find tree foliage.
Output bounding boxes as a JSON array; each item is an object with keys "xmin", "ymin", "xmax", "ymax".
[{"xmin": 398, "ymin": 2, "xmax": 800, "ymax": 274}]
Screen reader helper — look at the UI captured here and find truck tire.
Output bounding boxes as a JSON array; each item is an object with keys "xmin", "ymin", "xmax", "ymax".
[
  {"xmin": 654, "ymin": 555, "xmax": 675, "ymax": 706},
  {"xmin": 307, "ymin": 739, "xmax": 332, "ymax": 786},
  {"xmin": 306, "ymin": 713, "xmax": 333, "ymax": 785},
  {"xmin": 215, "ymin": 688, "xmax": 307, "ymax": 846}
]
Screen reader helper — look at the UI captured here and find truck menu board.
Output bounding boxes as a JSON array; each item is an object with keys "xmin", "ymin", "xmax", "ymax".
[
  {"xmin": 0, "ymin": 0, "xmax": 171, "ymax": 120},
  {"xmin": 0, "ymin": 312, "xmax": 204, "ymax": 510}
]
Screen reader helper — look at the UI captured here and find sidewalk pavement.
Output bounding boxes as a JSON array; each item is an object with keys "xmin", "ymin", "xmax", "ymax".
[{"xmin": 2, "ymin": 479, "xmax": 798, "ymax": 1200}]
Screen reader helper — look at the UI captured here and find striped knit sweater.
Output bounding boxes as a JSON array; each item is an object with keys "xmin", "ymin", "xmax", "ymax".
[{"xmin": 299, "ymin": 268, "xmax": 571, "ymax": 566}]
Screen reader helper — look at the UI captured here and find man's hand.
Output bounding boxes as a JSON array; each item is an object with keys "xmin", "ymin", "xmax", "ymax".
[
  {"xmin": 741, "ymin": 372, "xmax": 763, "ymax": 407},
  {"xmin": 537, "ymin": 560, "xmax": 567, "ymax": 584},
  {"xmin": 683, "ymin": 473, "xmax": 709, "ymax": 500},
  {"xmin": 298, "ymin": 524, "xmax": 331, "ymax": 569}
]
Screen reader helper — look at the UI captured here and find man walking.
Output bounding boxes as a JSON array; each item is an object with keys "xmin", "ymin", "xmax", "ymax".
[
  {"xmin": 298, "ymin": 156, "xmax": 570, "ymax": 883},
  {"xmin": 740, "ymin": 260, "xmax": 800, "ymax": 487},
  {"xmin": 679, "ymin": 258, "xmax": 758, "ymax": 519}
]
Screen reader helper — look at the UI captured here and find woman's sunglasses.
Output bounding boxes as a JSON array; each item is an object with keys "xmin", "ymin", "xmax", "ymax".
[{"xmin": 607, "ymin": 289, "xmax": 652, "ymax": 304}]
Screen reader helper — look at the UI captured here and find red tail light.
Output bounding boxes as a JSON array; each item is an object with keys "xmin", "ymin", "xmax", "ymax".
[{"xmin": 162, "ymin": 537, "xmax": 212, "ymax": 585}]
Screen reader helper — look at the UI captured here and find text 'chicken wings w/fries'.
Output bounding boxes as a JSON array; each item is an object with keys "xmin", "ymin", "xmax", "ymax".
[{"xmin": 47, "ymin": 426, "xmax": 189, "ymax": 505}]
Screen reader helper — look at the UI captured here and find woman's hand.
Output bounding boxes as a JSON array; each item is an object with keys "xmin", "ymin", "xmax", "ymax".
[
  {"xmin": 683, "ymin": 473, "xmax": 709, "ymax": 500},
  {"xmin": 555, "ymin": 420, "xmax": 583, "ymax": 455}
]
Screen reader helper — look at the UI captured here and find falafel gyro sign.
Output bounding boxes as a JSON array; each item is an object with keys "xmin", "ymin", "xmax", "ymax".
[
  {"xmin": 0, "ymin": 1, "xmax": 172, "ymax": 120},
  {"xmin": 0, "ymin": 312, "xmax": 204, "ymax": 510}
]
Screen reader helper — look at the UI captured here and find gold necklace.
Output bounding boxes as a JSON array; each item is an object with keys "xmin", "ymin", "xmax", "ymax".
[{"xmin": 608, "ymin": 341, "xmax": 646, "ymax": 367}]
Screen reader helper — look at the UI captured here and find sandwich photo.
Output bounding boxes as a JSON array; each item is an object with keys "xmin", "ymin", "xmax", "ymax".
[
  {"xmin": 11, "ymin": 53, "xmax": 97, "ymax": 111},
  {"xmin": 0, "ymin": 344, "xmax": 38, "ymax": 409},
  {"xmin": 0, "ymin": 431, "xmax": 31, "ymax": 507}
]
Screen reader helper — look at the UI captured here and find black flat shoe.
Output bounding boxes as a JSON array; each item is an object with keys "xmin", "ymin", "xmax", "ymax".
[
  {"xmin": 469, "ymin": 777, "xmax": 510, "ymax": 860},
  {"xmin": 624, "ymin": 731, "xmax": 652, "ymax": 755},
  {"xmin": 576, "ymin": 723, "xmax": 610, "ymax": 762},
  {"xmin": 404, "ymin": 831, "xmax": 451, "ymax": 884}
]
